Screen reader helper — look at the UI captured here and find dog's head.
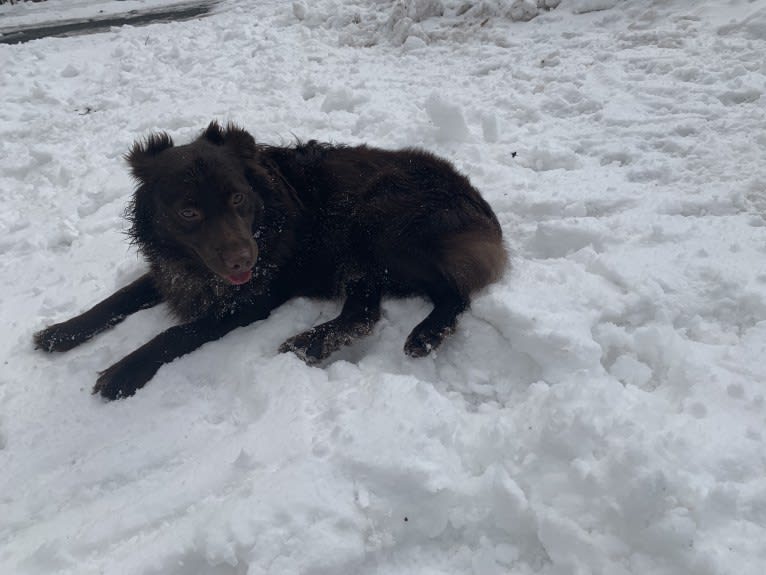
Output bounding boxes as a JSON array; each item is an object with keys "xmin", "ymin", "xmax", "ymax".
[{"xmin": 126, "ymin": 122, "xmax": 267, "ymax": 285}]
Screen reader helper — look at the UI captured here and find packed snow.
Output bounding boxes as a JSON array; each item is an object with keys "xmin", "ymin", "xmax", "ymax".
[{"xmin": 1, "ymin": 0, "xmax": 766, "ymax": 573}]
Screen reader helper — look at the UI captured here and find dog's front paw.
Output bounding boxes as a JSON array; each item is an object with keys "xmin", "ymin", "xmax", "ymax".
[
  {"xmin": 93, "ymin": 357, "xmax": 157, "ymax": 400},
  {"xmin": 34, "ymin": 323, "xmax": 84, "ymax": 352},
  {"xmin": 93, "ymin": 365, "xmax": 139, "ymax": 401}
]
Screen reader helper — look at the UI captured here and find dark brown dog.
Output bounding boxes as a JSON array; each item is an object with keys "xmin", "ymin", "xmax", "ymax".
[{"xmin": 34, "ymin": 122, "xmax": 507, "ymax": 399}]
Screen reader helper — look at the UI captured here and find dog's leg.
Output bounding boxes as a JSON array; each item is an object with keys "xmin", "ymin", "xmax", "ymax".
[
  {"xmin": 279, "ymin": 278, "xmax": 382, "ymax": 365},
  {"xmin": 34, "ymin": 273, "xmax": 162, "ymax": 352},
  {"xmin": 93, "ymin": 293, "xmax": 284, "ymax": 400},
  {"xmin": 404, "ymin": 291, "xmax": 467, "ymax": 358},
  {"xmin": 403, "ymin": 229, "xmax": 505, "ymax": 358}
]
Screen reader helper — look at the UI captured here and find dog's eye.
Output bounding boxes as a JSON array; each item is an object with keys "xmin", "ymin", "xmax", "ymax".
[
  {"xmin": 178, "ymin": 207, "xmax": 201, "ymax": 220},
  {"xmin": 231, "ymin": 192, "xmax": 245, "ymax": 206}
]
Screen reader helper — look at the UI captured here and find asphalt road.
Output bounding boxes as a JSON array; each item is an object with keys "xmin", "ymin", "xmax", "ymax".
[{"xmin": 0, "ymin": 1, "xmax": 218, "ymax": 44}]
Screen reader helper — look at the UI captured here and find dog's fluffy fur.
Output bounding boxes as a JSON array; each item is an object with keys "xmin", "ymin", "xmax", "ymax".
[{"xmin": 34, "ymin": 122, "xmax": 507, "ymax": 399}]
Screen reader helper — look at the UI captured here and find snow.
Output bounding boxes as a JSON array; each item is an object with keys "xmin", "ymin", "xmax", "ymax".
[
  {"xmin": 425, "ymin": 93, "xmax": 472, "ymax": 142},
  {"xmin": 1, "ymin": 0, "xmax": 766, "ymax": 573}
]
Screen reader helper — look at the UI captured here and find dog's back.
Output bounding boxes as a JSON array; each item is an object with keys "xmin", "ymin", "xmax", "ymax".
[{"xmin": 262, "ymin": 143, "xmax": 507, "ymax": 302}]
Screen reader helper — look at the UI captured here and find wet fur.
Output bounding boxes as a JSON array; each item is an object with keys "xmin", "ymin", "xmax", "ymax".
[{"xmin": 34, "ymin": 122, "xmax": 507, "ymax": 399}]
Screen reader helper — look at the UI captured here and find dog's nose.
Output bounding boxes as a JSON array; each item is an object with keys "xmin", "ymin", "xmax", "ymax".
[{"xmin": 222, "ymin": 247, "xmax": 254, "ymax": 272}]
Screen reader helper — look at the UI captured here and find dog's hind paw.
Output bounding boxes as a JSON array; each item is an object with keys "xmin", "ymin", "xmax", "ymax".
[{"xmin": 404, "ymin": 325, "xmax": 450, "ymax": 358}]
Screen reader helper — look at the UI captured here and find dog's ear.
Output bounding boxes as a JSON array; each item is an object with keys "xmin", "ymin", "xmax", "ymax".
[
  {"xmin": 202, "ymin": 120, "xmax": 226, "ymax": 145},
  {"xmin": 202, "ymin": 121, "xmax": 257, "ymax": 161},
  {"xmin": 126, "ymin": 132, "xmax": 174, "ymax": 182}
]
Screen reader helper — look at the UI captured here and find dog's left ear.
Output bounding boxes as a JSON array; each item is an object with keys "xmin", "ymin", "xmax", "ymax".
[{"xmin": 202, "ymin": 121, "xmax": 257, "ymax": 161}]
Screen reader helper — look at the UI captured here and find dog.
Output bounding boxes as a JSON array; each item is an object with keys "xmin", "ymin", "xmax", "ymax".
[{"xmin": 34, "ymin": 122, "xmax": 507, "ymax": 400}]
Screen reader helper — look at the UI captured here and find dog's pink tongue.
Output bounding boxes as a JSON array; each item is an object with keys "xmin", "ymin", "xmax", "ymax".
[{"xmin": 227, "ymin": 270, "xmax": 253, "ymax": 285}]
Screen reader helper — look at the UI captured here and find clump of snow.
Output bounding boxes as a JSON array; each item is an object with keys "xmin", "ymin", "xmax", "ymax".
[
  {"xmin": 385, "ymin": 0, "xmax": 445, "ymax": 44},
  {"xmin": 59, "ymin": 64, "xmax": 80, "ymax": 78},
  {"xmin": 393, "ymin": 0, "xmax": 445, "ymax": 22},
  {"xmin": 569, "ymin": 0, "xmax": 620, "ymax": 14},
  {"xmin": 299, "ymin": 0, "xmax": 572, "ymax": 47},
  {"xmin": 402, "ymin": 34, "xmax": 428, "ymax": 51},
  {"xmin": 518, "ymin": 145, "xmax": 583, "ymax": 172},
  {"xmin": 292, "ymin": 1, "xmax": 308, "ymax": 21},
  {"xmin": 481, "ymin": 112, "xmax": 499, "ymax": 142},
  {"xmin": 320, "ymin": 86, "xmax": 369, "ymax": 113},
  {"xmin": 425, "ymin": 92, "xmax": 471, "ymax": 142}
]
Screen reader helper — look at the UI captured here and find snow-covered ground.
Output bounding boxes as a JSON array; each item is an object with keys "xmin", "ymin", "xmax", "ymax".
[{"xmin": 1, "ymin": 0, "xmax": 766, "ymax": 573}]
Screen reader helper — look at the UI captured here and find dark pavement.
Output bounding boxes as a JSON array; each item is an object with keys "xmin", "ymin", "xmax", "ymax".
[{"xmin": 0, "ymin": 0, "xmax": 219, "ymax": 45}]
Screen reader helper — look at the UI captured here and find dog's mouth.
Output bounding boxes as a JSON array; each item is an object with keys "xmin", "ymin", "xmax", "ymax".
[{"xmin": 225, "ymin": 270, "xmax": 253, "ymax": 285}]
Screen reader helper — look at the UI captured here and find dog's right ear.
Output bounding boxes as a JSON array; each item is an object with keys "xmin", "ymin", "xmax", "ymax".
[
  {"xmin": 202, "ymin": 121, "xmax": 257, "ymax": 161},
  {"xmin": 125, "ymin": 132, "xmax": 174, "ymax": 182}
]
